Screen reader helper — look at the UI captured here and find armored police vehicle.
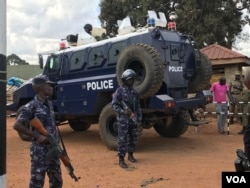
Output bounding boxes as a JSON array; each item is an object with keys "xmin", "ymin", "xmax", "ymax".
[{"xmin": 7, "ymin": 11, "xmax": 213, "ymax": 149}]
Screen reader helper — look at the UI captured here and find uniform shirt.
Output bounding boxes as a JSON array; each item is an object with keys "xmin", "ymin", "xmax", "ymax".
[
  {"xmin": 17, "ymin": 96, "xmax": 58, "ymax": 144},
  {"xmin": 210, "ymin": 82, "xmax": 229, "ymax": 103},
  {"xmin": 230, "ymin": 80, "xmax": 243, "ymax": 95},
  {"xmin": 112, "ymin": 85, "xmax": 142, "ymax": 122}
]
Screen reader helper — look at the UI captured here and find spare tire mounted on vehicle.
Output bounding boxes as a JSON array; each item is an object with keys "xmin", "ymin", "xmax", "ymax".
[{"xmin": 116, "ymin": 43, "xmax": 164, "ymax": 99}]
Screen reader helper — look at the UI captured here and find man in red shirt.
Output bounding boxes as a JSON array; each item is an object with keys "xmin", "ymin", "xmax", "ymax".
[{"xmin": 210, "ymin": 77, "xmax": 235, "ymax": 134}]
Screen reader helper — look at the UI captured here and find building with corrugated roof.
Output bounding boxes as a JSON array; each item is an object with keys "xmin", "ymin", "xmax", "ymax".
[{"xmin": 201, "ymin": 43, "xmax": 250, "ymax": 85}]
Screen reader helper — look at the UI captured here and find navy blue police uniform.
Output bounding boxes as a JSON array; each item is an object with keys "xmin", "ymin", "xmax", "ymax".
[
  {"xmin": 14, "ymin": 77, "xmax": 63, "ymax": 188},
  {"xmin": 112, "ymin": 69, "xmax": 142, "ymax": 168},
  {"xmin": 17, "ymin": 96, "xmax": 62, "ymax": 187}
]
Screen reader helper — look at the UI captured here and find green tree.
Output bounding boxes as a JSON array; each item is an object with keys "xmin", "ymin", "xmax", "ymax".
[
  {"xmin": 175, "ymin": 0, "xmax": 246, "ymax": 49},
  {"xmin": 7, "ymin": 54, "xmax": 29, "ymax": 65},
  {"xmin": 99, "ymin": 0, "xmax": 127, "ymax": 36},
  {"xmin": 99, "ymin": 0, "xmax": 248, "ymax": 49},
  {"xmin": 237, "ymin": 0, "xmax": 250, "ymax": 23}
]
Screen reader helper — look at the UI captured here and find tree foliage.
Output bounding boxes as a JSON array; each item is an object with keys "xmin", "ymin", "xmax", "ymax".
[
  {"xmin": 99, "ymin": 0, "xmax": 176, "ymax": 33},
  {"xmin": 7, "ymin": 54, "xmax": 29, "ymax": 65},
  {"xmin": 99, "ymin": 0, "xmax": 249, "ymax": 49},
  {"xmin": 99, "ymin": 0, "xmax": 127, "ymax": 36},
  {"xmin": 176, "ymin": 0, "xmax": 245, "ymax": 49}
]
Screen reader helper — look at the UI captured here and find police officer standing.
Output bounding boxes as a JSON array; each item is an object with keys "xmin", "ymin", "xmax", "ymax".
[
  {"xmin": 13, "ymin": 76, "xmax": 63, "ymax": 188},
  {"xmin": 238, "ymin": 87, "xmax": 250, "ymax": 134},
  {"xmin": 112, "ymin": 69, "xmax": 142, "ymax": 168},
  {"xmin": 242, "ymin": 71, "xmax": 250, "ymax": 165},
  {"xmin": 229, "ymin": 71, "xmax": 244, "ymax": 124}
]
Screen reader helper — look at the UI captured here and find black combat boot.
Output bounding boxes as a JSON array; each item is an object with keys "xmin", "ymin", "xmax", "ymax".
[
  {"xmin": 119, "ymin": 156, "xmax": 128, "ymax": 168},
  {"xmin": 128, "ymin": 152, "xmax": 137, "ymax": 162}
]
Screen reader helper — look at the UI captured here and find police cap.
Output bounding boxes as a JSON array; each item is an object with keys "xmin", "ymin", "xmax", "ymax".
[{"xmin": 32, "ymin": 76, "xmax": 55, "ymax": 86}]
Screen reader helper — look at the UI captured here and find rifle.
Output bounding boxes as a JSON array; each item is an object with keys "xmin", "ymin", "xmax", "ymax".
[
  {"xmin": 233, "ymin": 85, "xmax": 243, "ymax": 92},
  {"xmin": 231, "ymin": 80, "xmax": 244, "ymax": 95},
  {"xmin": 234, "ymin": 149, "xmax": 250, "ymax": 172},
  {"xmin": 121, "ymin": 101, "xmax": 140, "ymax": 125},
  {"xmin": 30, "ymin": 117, "xmax": 80, "ymax": 182}
]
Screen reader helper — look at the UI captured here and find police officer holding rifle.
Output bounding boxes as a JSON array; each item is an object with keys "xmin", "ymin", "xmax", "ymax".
[{"xmin": 112, "ymin": 69, "xmax": 142, "ymax": 169}]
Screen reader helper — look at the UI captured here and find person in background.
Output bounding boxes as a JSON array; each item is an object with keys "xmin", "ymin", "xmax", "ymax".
[
  {"xmin": 112, "ymin": 69, "xmax": 142, "ymax": 169},
  {"xmin": 229, "ymin": 71, "xmax": 244, "ymax": 124},
  {"xmin": 237, "ymin": 87, "xmax": 250, "ymax": 134},
  {"xmin": 242, "ymin": 70, "xmax": 250, "ymax": 160},
  {"xmin": 210, "ymin": 77, "xmax": 235, "ymax": 134},
  {"xmin": 76, "ymin": 23, "xmax": 96, "ymax": 46},
  {"xmin": 84, "ymin": 23, "xmax": 93, "ymax": 35},
  {"xmin": 13, "ymin": 76, "xmax": 62, "ymax": 188}
]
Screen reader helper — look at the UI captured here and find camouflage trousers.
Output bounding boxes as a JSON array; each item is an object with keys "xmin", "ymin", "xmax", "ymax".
[
  {"xmin": 117, "ymin": 119, "xmax": 138, "ymax": 157},
  {"xmin": 230, "ymin": 101, "xmax": 244, "ymax": 123},
  {"xmin": 231, "ymin": 102, "xmax": 249, "ymax": 126},
  {"xmin": 29, "ymin": 143, "xmax": 62, "ymax": 188}
]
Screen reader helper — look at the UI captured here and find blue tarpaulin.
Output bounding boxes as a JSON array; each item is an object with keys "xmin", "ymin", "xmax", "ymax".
[{"xmin": 7, "ymin": 77, "xmax": 24, "ymax": 87}]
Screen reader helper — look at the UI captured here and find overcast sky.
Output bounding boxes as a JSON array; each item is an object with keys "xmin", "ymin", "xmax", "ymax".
[
  {"xmin": 7, "ymin": 1, "xmax": 250, "ymax": 65},
  {"xmin": 7, "ymin": 0, "xmax": 101, "ymax": 64}
]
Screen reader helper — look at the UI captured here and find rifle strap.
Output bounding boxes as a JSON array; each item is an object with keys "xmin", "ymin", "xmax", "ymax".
[{"xmin": 56, "ymin": 125, "xmax": 68, "ymax": 155}]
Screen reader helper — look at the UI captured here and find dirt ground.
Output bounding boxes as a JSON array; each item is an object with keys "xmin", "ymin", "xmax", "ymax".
[{"xmin": 6, "ymin": 115, "xmax": 245, "ymax": 188}]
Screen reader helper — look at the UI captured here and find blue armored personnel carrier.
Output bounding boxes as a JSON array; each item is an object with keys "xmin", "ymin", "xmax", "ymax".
[{"xmin": 7, "ymin": 12, "xmax": 212, "ymax": 149}]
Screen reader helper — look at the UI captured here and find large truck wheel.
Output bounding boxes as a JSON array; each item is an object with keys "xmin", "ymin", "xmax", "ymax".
[
  {"xmin": 68, "ymin": 120, "xmax": 91, "ymax": 131},
  {"xmin": 188, "ymin": 52, "xmax": 212, "ymax": 93},
  {"xmin": 16, "ymin": 105, "xmax": 33, "ymax": 141},
  {"xmin": 116, "ymin": 43, "xmax": 164, "ymax": 99},
  {"xmin": 153, "ymin": 111, "xmax": 189, "ymax": 137},
  {"xmin": 99, "ymin": 103, "xmax": 118, "ymax": 150}
]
